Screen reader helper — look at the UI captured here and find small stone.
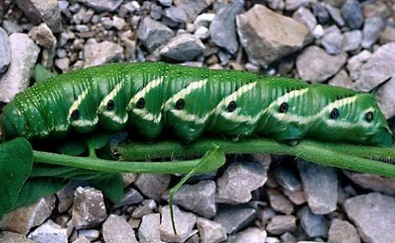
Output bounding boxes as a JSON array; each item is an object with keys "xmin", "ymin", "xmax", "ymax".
[
  {"xmin": 346, "ymin": 50, "xmax": 372, "ymax": 81},
  {"xmin": 236, "ymin": 4, "xmax": 312, "ymax": 66},
  {"xmin": 209, "ymin": 0, "xmax": 244, "ymax": 54},
  {"xmin": 159, "ymin": 0, "xmax": 173, "ymax": 7},
  {"xmin": 328, "ymin": 69, "xmax": 353, "ymax": 89},
  {"xmin": 137, "ymin": 16, "xmax": 174, "ymax": 52},
  {"xmin": 292, "ymin": 7, "xmax": 317, "ymax": 32},
  {"xmin": 312, "ymin": 2, "xmax": 330, "ymax": 25},
  {"xmin": 15, "ymin": 0, "xmax": 62, "ymax": 32},
  {"xmin": 284, "ymin": 0, "xmax": 310, "ymax": 11},
  {"xmin": 298, "ymin": 206, "xmax": 328, "ymax": 238},
  {"xmin": 361, "ymin": 16, "xmax": 385, "ymax": 49},
  {"xmin": 27, "ymin": 219, "xmax": 67, "ymax": 243},
  {"xmin": 174, "ymin": 0, "xmax": 215, "ymax": 22},
  {"xmin": 322, "ymin": 26, "xmax": 344, "ymax": 55},
  {"xmin": 194, "ymin": 26, "xmax": 209, "ymax": 39},
  {"xmin": 131, "ymin": 199, "xmax": 157, "ymax": 219},
  {"xmin": 72, "ymin": 187, "xmax": 107, "ymax": 229},
  {"xmin": 325, "ymin": 3, "xmax": 344, "ymax": 26},
  {"xmin": 0, "ymin": 196, "xmax": 56, "ymax": 235},
  {"xmin": 344, "ymin": 192, "xmax": 395, "ymax": 243},
  {"xmin": 297, "ymin": 160, "xmax": 338, "ymax": 214},
  {"xmin": 28, "ymin": 23, "xmax": 57, "ymax": 67},
  {"xmin": 0, "ymin": 33, "xmax": 40, "ymax": 103},
  {"xmin": 312, "ymin": 24, "xmax": 325, "ymax": 39},
  {"xmin": 116, "ymin": 188, "xmax": 144, "ymax": 208},
  {"xmin": 196, "ymin": 218, "xmax": 227, "ymax": 243},
  {"xmin": 328, "ymin": 219, "xmax": 361, "ymax": 243},
  {"xmin": 283, "ymin": 189, "xmax": 306, "ymax": 205},
  {"xmin": 2, "ymin": 20, "xmax": 23, "ymax": 34},
  {"xmin": 0, "ymin": 231, "xmax": 35, "ymax": 243},
  {"xmin": 213, "ymin": 206, "xmax": 257, "ymax": 234},
  {"xmin": 343, "ymin": 30, "xmax": 362, "ymax": 52},
  {"xmin": 194, "ymin": 13, "xmax": 215, "ymax": 29},
  {"xmin": 159, "ymin": 205, "xmax": 197, "ymax": 242},
  {"xmin": 267, "ymin": 0, "xmax": 285, "ymax": 10},
  {"xmin": 163, "ymin": 6, "xmax": 187, "ymax": 24},
  {"xmin": 77, "ymin": 229, "xmax": 100, "ymax": 241},
  {"xmin": 55, "ymin": 58, "xmax": 70, "ymax": 73},
  {"xmin": 102, "ymin": 16, "xmax": 126, "ymax": 30},
  {"xmin": 0, "ymin": 27, "xmax": 11, "ymax": 73},
  {"xmin": 343, "ymin": 171, "xmax": 395, "ymax": 196},
  {"xmin": 266, "ymin": 188, "xmax": 294, "ymax": 215},
  {"xmin": 266, "ymin": 215, "xmax": 297, "ymax": 235},
  {"xmin": 160, "ymin": 34, "xmax": 205, "ymax": 61},
  {"xmin": 379, "ymin": 26, "xmax": 395, "ymax": 44},
  {"xmin": 232, "ymin": 227, "xmax": 267, "ymax": 243},
  {"xmin": 83, "ymin": 41, "xmax": 123, "ymax": 67},
  {"xmin": 172, "ymin": 180, "xmax": 216, "ymax": 218},
  {"xmin": 138, "ymin": 213, "xmax": 161, "ymax": 243},
  {"xmin": 72, "ymin": 237, "xmax": 90, "ymax": 243},
  {"xmin": 273, "ymin": 163, "xmax": 302, "ymax": 192},
  {"xmin": 341, "ymin": 0, "xmax": 363, "ymax": 30},
  {"xmin": 82, "ymin": 0, "xmax": 123, "ymax": 12},
  {"xmin": 57, "ymin": 181, "xmax": 87, "ymax": 213},
  {"xmin": 216, "ymin": 161, "xmax": 267, "ymax": 204},
  {"xmin": 296, "ymin": 46, "xmax": 347, "ymax": 83},
  {"xmin": 102, "ymin": 214, "xmax": 138, "ymax": 243},
  {"xmin": 134, "ymin": 174, "xmax": 171, "ymax": 202}
]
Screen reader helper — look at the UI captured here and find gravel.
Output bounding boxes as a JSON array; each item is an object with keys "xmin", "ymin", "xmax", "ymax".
[{"xmin": 1, "ymin": 1, "xmax": 395, "ymax": 242}]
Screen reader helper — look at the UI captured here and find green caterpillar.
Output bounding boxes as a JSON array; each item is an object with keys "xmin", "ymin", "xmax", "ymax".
[{"xmin": 0, "ymin": 62, "xmax": 393, "ymax": 147}]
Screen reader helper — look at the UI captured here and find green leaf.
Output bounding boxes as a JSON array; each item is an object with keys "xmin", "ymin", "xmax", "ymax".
[
  {"xmin": 0, "ymin": 138, "xmax": 33, "ymax": 218},
  {"xmin": 90, "ymin": 174, "xmax": 124, "ymax": 204},
  {"xmin": 33, "ymin": 64, "xmax": 56, "ymax": 83},
  {"xmin": 11, "ymin": 177, "xmax": 66, "ymax": 210},
  {"xmin": 57, "ymin": 140, "xmax": 87, "ymax": 156}
]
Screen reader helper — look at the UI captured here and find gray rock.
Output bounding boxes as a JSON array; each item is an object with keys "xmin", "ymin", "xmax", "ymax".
[
  {"xmin": 102, "ymin": 214, "xmax": 138, "ymax": 243},
  {"xmin": 159, "ymin": 205, "xmax": 197, "ymax": 242},
  {"xmin": 296, "ymin": 46, "xmax": 347, "ymax": 83},
  {"xmin": 0, "ymin": 231, "xmax": 34, "ymax": 243},
  {"xmin": 328, "ymin": 69, "xmax": 354, "ymax": 89},
  {"xmin": 341, "ymin": 0, "xmax": 363, "ymax": 30},
  {"xmin": 325, "ymin": 3, "xmax": 345, "ymax": 27},
  {"xmin": 77, "ymin": 229, "xmax": 100, "ymax": 241},
  {"xmin": 28, "ymin": 23, "xmax": 57, "ymax": 67},
  {"xmin": 267, "ymin": 0, "xmax": 284, "ymax": 11},
  {"xmin": 134, "ymin": 174, "xmax": 171, "ymax": 202},
  {"xmin": 280, "ymin": 232, "xmax": 297, "ymax": 242},
  {"xmin": 57, "ymin": 181, "xmax": 88, "ymax": 213},
  {"xmin": 150, "ymin": 4, "xmax": 163, "ymax": 20},
  {"xmin": 344, "ymin": 192, "xmax": 395, "ymax": 243},
  {"xmin": 55, "ymin": 58, "xmax": 70, "ymax": 72},
  {"xmin": 174, "ymin": 0, "xmax": 215, "ymax": 22},
  {"xmin": 164, "ymin": 6, "xmax": 187, "ymax": 24},
  {"xmin": 266, "ymin": 188, "xmax": 294, "ymax": 215},
  {"xmin": 209, "ymin": 0, "xmax": 244, "ymax": 55},
  {"xmin": 196, "ymin": 217, "xmax": 227, "ymax": 243},
  {"xmin": 2, "ymin": 20, "xmax": 23, "ymax": 34},
  {"xmin": 353, "ymin": 43, "xmax": 395, "ymax": 118},
  {"xmin": 27, "ymin": 220, "xmax": 67, "ymax": 243},
  {"xmin": 72, "ymin": 237, "xmax": 90, "ymax": 243},
  {"xmin": 0, "ymin": 27, "xmax": 10, "ymax": 73},
  {"xmin": 343, "ymin": 30, "xmax": 362, "ymax": 52},
  {"xmin": 194, "ymin": 13, "xmax": 215, "ymax": 29},
  {"xmin": 131, "ymin": 199, "xmax": 157, "ymax": 219},
  {"xmin": 283, "ymin": 189, "xmax": 306, "ymax": 205},
  {"xmin": 236, "ymin": 4, "xmax": 312, "ymax": 67},
  {"xmin": 266, "ymin": 215, "xmax": 297, "ymax": 235},
  {"xmin": 379, "ymin": 26, "xmax": 395, "ymax": 44},
  {"xmin": 0, "ymin": 196, "xmax": 55, "ymax": 235},
  {"xmin": 292, "ymin": 7, "xmax": 317, "ymax": 32},
  {"xmin": 343, "ymin": 171, "xmax": 395, "ymax": 196},
  {"xmin": 72, "ymin": 187, "xmax": 107, "ymax": 229},
  {"xmin": 160, "ymin": 34, "xmax": 205, "ymax": 61},
  {"xmin": 83, "ymin": 41, "xmax": 123, "ymax": 67},
  {"xmin": 172, "ymin": 180, "xmax": 216, "ymax": 218},
  {"xmin": 159, "ymin": 0, "xmax": 173, "ymax": 7},
  {"xmin": 0, "ymin": 33, "xmax": 40, "ymax": 103},
  {"xmin": 284, "ymin": 0, "xmax": 310, "ymax": 11},
  {"xmin": 194, "ymin": 26, "xmax": 209, "ymax": 39},
  {"xmin": 102, "ymin": 16, "xmax": 126, "ymax": 30},
  {"xmin": 298, "ymin": 206, "xmax": 328, "ymax": 238},
  {"xmin": 213, "ymin": 206, "xmax": 257, "ymax": 234},
  {"xmin": 297, "ymin": 160, "xmax": 338, "ymax": 214},
  {"xmin": 232, "ymin": 227, "xmax": 267, "ymax": 243},
  {"xmin": 82, "ymin": 0, "xmax": 123, "ymax": 12},
  {"xmin": 273, "ymin": 163, "xmax": 302, "ymax": 192},
  {"xmin": 16, "ymin": 0, "xmax": 62, "ymax": 33},
  {"xmin": 216, "ymin": 161, "xmax": 267, "ymax": 204},
  {"xmin": 361, "ymin": 17, "xmax": 385, "ymax": 49},
  {"xmin": 322, "ymin": 26, "xmax": 344, "ymax": 55},
  {"xmin": 328, "ymin": 219, "xmax": 361, "ymax": 243},
  {"xmin": 346, "ymin": 50, "xmax": 371, "ymax": 81},
  {"xmin": 137, "ymin": 16, "xmax": 174, "ymax": 52},
  {"xmin": 116, "ymin": 188, "xmax": 144, "ymax": 207},
  {"xmin": 138, "ymin": 213, "xmax": 161, "ymax": 243},
  {"xmin": 312, "ymin": 2, "xmax": 330, "ymax": 25}
]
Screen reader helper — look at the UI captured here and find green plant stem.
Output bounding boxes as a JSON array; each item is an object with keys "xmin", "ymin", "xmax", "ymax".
[{"xmin": 117, "ymin": 138, "xmax": 395, "ymax": 178}]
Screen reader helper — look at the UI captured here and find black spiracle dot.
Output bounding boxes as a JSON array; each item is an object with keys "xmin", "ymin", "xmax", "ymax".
[
  {"xmin": 365, "ymin": 111, "xmax": 374, "ymax": 122},
  {"xmin": 136, "ymin": 97, "xmax": 145, "ymax": 109},
  {"xmin": 279, "ymin": 102, "xmax": 289, "ymax": 113},
  {"xmin": 71, "ymin": 109, "xmax": 80, "ymax": 120},
  {"xmin": 176, "ymin": 99, "xmax": 185, "ymax": 110},
  {"xmin": 330, "ymin": 108, "xmax": 339, "ymax": 119},
  {"xmin": 226, "ymin": 101, "xmax": 237, "ymax": 112},
  {"xmin": 106, "ymin": 100, "xmax": 115, "ymax": 110}
]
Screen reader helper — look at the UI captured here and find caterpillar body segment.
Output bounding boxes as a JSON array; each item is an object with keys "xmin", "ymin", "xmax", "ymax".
[{"xmin": 0, "ymin": 62, "xmax": 393, "ymax": 147}]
